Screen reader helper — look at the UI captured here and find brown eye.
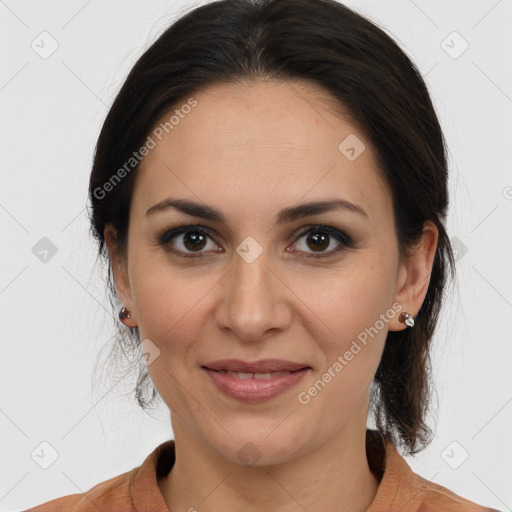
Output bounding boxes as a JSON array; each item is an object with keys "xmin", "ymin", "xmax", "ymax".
[
  {"xmin": 181, "ymin": 231, "xmax": 208, "ymax": 251},
  {"xmin": 159, "ymin": 226, "xmax": 220, "ymax": 258},
  {"xmin": 158, "ymin": 224, "xmax": 355, "ymax": 259},
  {"xmin": 289, "ymin": 225, "xmax": 355, "ymax": 258},
  {"xmin": 306, "ymin": 231, "xmax": 330, "ymax": 252}
]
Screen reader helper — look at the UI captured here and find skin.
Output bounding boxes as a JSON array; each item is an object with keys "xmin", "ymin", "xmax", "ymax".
[{"xmin": 104, "ymin": 79, "xmax": 438, "ymax": 512}]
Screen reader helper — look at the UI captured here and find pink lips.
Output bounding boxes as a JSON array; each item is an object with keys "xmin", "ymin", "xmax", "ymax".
[{"xmin": 202, "ymin": 359, "xmax": 311, "ymax": 403}]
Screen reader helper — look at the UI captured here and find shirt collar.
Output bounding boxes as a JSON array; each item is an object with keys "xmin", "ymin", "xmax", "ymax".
[{"xmin": 365, "ymin": 429, "xmax": 424, "ymax": 511}]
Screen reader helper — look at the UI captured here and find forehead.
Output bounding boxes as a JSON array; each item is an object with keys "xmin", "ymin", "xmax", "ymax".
[{"xmin": 133, "ymin": 80, "xmax": 391, "ymax": 226}]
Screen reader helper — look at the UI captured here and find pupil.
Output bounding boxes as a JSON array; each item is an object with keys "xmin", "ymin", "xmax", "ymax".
[
  {"xmin": 309, "ymin": 232, "xmax": 328, "ymax": 251},
  {"xmin": 185, "ymin": 232, "xmax": 206, "ymax": 251}
]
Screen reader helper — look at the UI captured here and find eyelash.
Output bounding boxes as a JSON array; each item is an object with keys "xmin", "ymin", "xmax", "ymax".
[{"xmin": 157, "ymin": 224, "xmax": 356, "ymax": 259}]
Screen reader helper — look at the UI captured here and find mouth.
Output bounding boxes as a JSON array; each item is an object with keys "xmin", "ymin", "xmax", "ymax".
[
  {"xmin": 201, "ymin": 363, "xmax": 312, "ymax": 403},
  {"xmin": 202, "ymin": 368, "xmax": 308, "ymax": 379},
  {"xmin": 201, "ymin": 358, "xmax": 312, "ymax": 374}
]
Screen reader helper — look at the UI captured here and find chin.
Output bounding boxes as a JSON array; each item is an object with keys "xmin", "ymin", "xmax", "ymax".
[{"xmin": 204, "ymin": 430, "xmax": 308, "ymax": 468}]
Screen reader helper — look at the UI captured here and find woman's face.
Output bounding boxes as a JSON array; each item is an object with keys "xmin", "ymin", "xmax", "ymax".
[{"xmin": 106, "ymin": 79, "xmax": 436, "ymax": 465}]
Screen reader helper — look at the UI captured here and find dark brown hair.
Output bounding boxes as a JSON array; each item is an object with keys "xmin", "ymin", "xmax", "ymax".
[{"xmin": 89, "ymin": 0, "xmax": 456, "ymax": 455}]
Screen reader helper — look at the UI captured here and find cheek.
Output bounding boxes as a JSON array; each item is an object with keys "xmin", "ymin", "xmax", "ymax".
[
  {"xmin": 130, "ymin": 262, "xmax": 208, "ymax": 411},
  {"xmin": 300, "ymin": 275, "xmax": 393, "ymax": 414},
  {"xmin": 306, "ymin": 256, "xmax": 396, "ymax": 376},
  {"xmin": 129, "ymin": 255, "xmax": 208, "ymax": 346},
  {"xmin": 314, "ymin": 257, "xmax": 396, "ymax": 332}
]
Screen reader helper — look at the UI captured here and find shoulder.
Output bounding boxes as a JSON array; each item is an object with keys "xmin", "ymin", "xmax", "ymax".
[
  {"xmin": 24, "ymin": 439, "xmax": 175, "ymax": 512},
  {"xmin": 24, "ymin": 467, "xmax": 138, "ymax": 511},
  {"xmin": 367, "ymin": 431, "xmax": 501, "ymax": 512},
  {"xmin": 412, "ymin": 471, "xmax": 501, "ymax": 512}
]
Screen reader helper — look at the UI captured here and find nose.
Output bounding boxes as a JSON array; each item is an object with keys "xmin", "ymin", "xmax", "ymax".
[{"xmin": 215, "ymin": 249, "xmax": 292, "ymax": 343}]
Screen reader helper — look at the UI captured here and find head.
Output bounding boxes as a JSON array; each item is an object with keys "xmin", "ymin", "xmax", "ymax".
[{"xmin": 89, "ymin": 0, "xmax": 455, "ymax": 459}]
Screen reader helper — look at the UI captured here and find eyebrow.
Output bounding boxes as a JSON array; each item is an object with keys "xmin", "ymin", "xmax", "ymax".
[{"xmin": 145, "ymin": 197, "xmax": 368, "ymax": 225}]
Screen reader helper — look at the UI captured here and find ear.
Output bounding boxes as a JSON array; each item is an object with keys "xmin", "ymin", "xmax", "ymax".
[
  {"xmin": 389, "ymin": 220, "xmax": 439, "ymax": 331},
  {"xmin": 104, "ymin": 223, "xmax": 138, "ymax": 327}
]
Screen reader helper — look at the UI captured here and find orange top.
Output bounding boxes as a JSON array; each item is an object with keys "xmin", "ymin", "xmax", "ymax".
[{"xmin": 26, "ymin": 429, "xmax": 500, "ymax": 512}]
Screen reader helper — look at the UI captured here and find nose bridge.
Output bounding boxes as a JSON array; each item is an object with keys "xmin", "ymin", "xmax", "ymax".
[
  {"xmin": 218, "ymin": 242, "xmax": 287, "ymax": 340},
  {"xmin": 231, "ymin": 245, "xmax": 272, "ymax": 313}
]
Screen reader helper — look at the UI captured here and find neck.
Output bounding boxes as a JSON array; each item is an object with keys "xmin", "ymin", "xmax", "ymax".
[{"xmin": 159, "ymin": 409, "xmax": 381, "ymax": 511}]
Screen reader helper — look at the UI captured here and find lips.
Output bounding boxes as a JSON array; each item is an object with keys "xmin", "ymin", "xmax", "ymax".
[
  {"xmin": 202, "ymin": 358, "xmax": 311, "ymax": 373},
  {"xmin": 202, "ymin": 363, "xmax": 311, "ymax": 403}
]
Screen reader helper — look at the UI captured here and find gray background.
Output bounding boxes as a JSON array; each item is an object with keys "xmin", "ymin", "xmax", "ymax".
[{"xmin": 1, "ymin": 0, "xmax": 511, "ymax": 510}]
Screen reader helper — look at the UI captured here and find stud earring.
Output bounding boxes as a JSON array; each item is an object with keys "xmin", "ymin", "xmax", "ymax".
[
  {"xmin": 119, "ymin": 307, "xmax": 132, "ymax": 321},
  {"xmin": 399, "ymin": 312, "xmax": 415, "ymax": 328}
]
